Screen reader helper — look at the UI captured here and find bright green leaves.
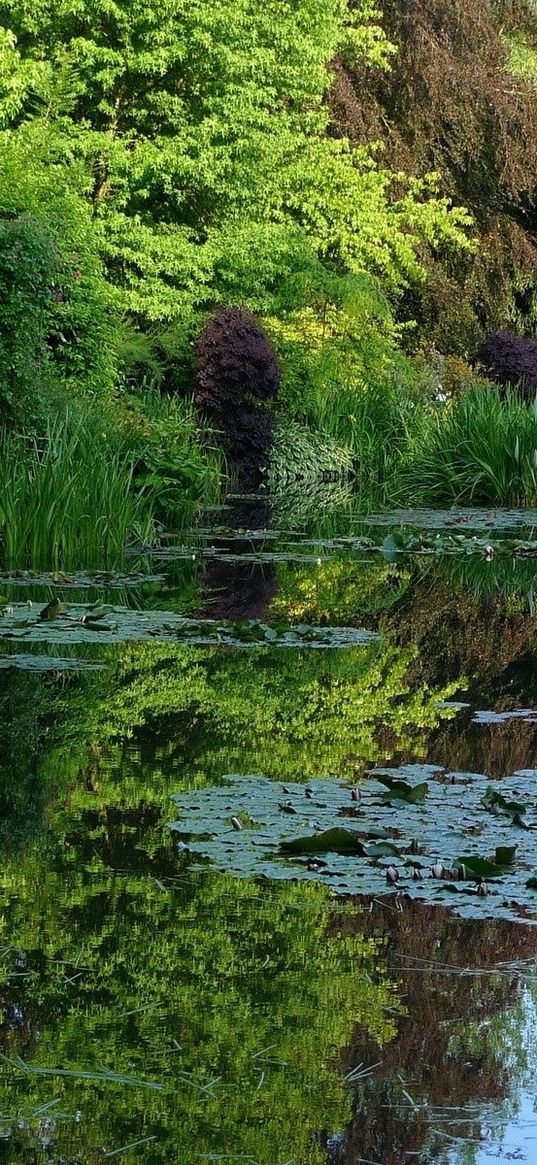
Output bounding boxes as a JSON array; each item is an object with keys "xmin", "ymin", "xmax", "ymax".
[
  {"xmin": 0, "ymin": 26, "xmax": 46, "ymax": 127},
  {"xmin": 0, "ymin": 0, "xmax": 471, "ymax": 327}
]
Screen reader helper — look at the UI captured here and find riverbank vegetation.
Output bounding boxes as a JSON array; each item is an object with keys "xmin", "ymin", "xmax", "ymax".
[{"xmin": 1, "ymin": 0, "xmax": 537, "ymax": 566}]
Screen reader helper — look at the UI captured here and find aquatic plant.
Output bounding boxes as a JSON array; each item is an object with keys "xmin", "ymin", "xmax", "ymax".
[
  {"xmin": 170, "ymin": 768, "xmax": 537, "ymax": 924},
  {"xmin": 404, "ymin": 387, "xmax": 537, "ymax": 505},
  {"xmin": 0, "ymin": 413, "xmax": 154, "ymax": 571}
]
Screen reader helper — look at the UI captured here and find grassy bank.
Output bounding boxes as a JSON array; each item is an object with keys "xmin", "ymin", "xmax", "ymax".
[{"xmin": 274, "ymin": 381, "xmax": 537, "ymax": 511}]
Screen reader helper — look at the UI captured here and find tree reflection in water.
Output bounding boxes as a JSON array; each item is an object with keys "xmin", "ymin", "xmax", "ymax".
[{"xmin": 326, "ymin": 899, "xmax": 537, "ymax": 1165}]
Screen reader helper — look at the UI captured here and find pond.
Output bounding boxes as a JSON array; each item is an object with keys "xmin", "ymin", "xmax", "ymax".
[{"xmin": 2, "ymin": 490, "xmax": 537, "ymax": 1164}]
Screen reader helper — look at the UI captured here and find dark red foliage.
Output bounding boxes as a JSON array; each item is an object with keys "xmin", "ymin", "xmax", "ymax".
[
  {"xmin": 475, "ymin": 330, "xmax": 537, "ymax": 400},
  {"xmin": 195, "ymin": 308, "xmax": 280, "ymax": 480},
  {"xmin": 221, "ymin": 406, "xmax": 275, "ymax": 475},
  {"xmin": 195, "ymin": 307, "xmax": 280, "ymax": 414}
]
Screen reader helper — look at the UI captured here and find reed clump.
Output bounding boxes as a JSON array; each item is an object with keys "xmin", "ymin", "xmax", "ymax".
[
  {"xmin": 0, "ymin": 412, "xmax": 154, "ymax": 571},
  {"xmin": 404, "ymin": 387, "xmax": 537, "ymax": 505}
]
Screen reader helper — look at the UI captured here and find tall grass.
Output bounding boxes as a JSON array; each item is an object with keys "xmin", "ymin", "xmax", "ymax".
[
  {"xmin": 405, "ymin": 387, "xmax": 537, "ymax": 505},
  {"xmin": 279, "ymin": 374, "xmax": 426, "ymax": 509},
  {"xmin": 0, "ymin": 413, "xmax": 154, "ymax": 571},
  {"xmin": 346, "ymin": 381, "xmax": 426, "ymax": 507}
]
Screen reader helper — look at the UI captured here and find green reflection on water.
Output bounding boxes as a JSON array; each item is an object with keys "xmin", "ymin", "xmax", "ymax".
[
  {"xmin": 0, "ymin": 727, "xmax": 399, "ymax": 1163},
  {"xmin": 4, "ymin": 520, "xmax": 537, "ymax": 1164}
]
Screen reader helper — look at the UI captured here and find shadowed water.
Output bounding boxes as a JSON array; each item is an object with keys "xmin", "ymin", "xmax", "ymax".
[{"xmin": 1, "ymin": 492, "xmax": 537, "ymax": 1163}]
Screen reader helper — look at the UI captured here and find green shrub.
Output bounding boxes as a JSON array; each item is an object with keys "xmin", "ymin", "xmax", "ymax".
[
  {"xmin": 0, "ymin": 134, "xmax": 118, "ymax": 414},
  {"xmin": 116, "ymin": 386, "xmax": 224, "ymax": 525},
  {"xmin": 0, "ymin": 214, "xmax": 59, "ymax": 423},
  {"xmin": 270, "ymin": 419, "xmax": 353, "ymax": 484},
  {"xmin": 405, "ymin": 386, "xmax": 537, "ymax": 505}
]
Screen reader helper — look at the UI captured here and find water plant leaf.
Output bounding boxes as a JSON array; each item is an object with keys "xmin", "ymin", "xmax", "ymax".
[
  {"xmin": 0, "ymin": 570, "xmax": 166, "ymax": 589},
  {"xmin": 0, "ymin": 654, "xmax": 103, "ymax": 672},
  {"xmin": 364, "ymin": 507, "xmax": 537, "ymax": 532},
  {"xmin": 39, "ymin": 599, "xmax": 68, "ymax": 621},
  {"xmin": 494, "ymin": 845, "xmax": 517, "ymax": 865},
  {"xmin": 456, "ymin": 855, "xmax": 510, "ymax": 880},
  {"xmin": 376, "ymin": 777, "xmax": 429, "ymax": 804},
  {"xmin": 280, "ymin": 828, "xmax": 364, "ymax": 855},
  {"xmin": 482, "ymin": 787, "xmax": 529, "ymax": 827},
  {"xmin": 0, "ymin": 604, "xmax": 380, "ymax": 650},
  {"xmin": 474, "ymin": 708, "xmax": 537, "ymax": 724},
  {"xmin": 169, "ymin": 768, "xmax": 537, "ymax": 924}
]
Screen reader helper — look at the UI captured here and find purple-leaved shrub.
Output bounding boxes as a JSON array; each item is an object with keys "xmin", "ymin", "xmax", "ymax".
[
  {"xmin": 475, "ymin": 331, "xmax": 537, "ymax": 401},
  {"xmin": 195, "ymin": 308, "xmax": 280, "ymax": 479}
]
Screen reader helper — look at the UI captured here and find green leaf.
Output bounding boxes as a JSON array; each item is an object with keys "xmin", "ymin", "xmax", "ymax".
[
  {"xmin": 494, "ymin": 845, "xmax": 517, "ymax": 866},
  {"xmin": 457, "ymin": 855, "xmax": 508, "ymax": 879},
  {"xmin": 280, "ymin": 828, "xmax": 364, "ymax": 856},
  {"xmin": 377, "ymin": 777, "xmax": 428, "ymax": 804}
]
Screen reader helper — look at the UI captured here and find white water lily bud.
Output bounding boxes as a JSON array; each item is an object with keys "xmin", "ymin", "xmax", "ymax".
[
  {"xmin": 231, "ymin": 816, "xmax": 242, "ymax": 831},
  {"xmin": 432, "ymin": 863, "xmax": 444, "ymax": 879},
  {"xmin": 386, "ymin": 865, "xmax": 399, "ymax": 884}
]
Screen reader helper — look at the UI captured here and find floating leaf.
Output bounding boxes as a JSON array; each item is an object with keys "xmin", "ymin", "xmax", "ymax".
[
  {"xmin": 457, "ymin": 855, "xmax": 509, "ymax": 880},
  {"xmin": 494, "ymin": 845, "xmax": 517, "ymax": 866},
  {"xmin": 376, "ymin": 777, "xmax": 429, "ymax": 804},
  {"xmin": 0, "ymin": 654, "xmax": 103, "ymax": 673},
  {"xmin": 0, "ymin": 604, "xmax": 380, "ymax": 650},
  {"xmin": 280, "ymin": 828, "xmax": 364, "ymax": 856},
  {"xmin": 169, "ymin": 769, "xmax": 537, "ymax": 924},
  {"xmin": 39, "ymin": 599, "xmax": 68, "ymax": 621},
  {"xmin": 482, "ymin": 787, "xmax": 529, "ymax": 827}
]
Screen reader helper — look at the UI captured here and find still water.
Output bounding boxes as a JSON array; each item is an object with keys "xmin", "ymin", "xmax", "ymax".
[{"xmin": 1, "ymin": 491, "xmax": 537, "ymax": 1164}]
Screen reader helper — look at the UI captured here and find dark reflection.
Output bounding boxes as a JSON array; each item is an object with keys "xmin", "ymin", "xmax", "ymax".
[
  {"xmin": 0, "ymin": 739, "xmax": 397, "ymax": 1164},
  {"xmin": 429, "ymin": 701, "xmax": 537, "ymax": 779},
  {"xmin": 198, "ymin": 492, "xmax": 278, "ymax": 619},
  {"xmin": 0, "ymin": 671, "xmax": 51, "ymax": 844},
  {"xmin": 326, "ymin": 900, "xmax": 537, "ymax": 1165}
]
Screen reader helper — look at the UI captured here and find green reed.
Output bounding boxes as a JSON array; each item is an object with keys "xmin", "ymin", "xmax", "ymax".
[
  {"xmin": 405, "ymin": 387, "xmax": 537, "ymax": 506},
  {"xmin": 0, "ymin": 413, "xmax": 154, "ymax": 571}
]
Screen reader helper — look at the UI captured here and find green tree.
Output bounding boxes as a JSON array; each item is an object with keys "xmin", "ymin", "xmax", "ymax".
[
  {"xmin": 0, "ymin": 134, "xmax": 117, "ymax": 415},
  {"xmin": 0, "ymin": 0, "xmax": 470, "ymax": 328}
]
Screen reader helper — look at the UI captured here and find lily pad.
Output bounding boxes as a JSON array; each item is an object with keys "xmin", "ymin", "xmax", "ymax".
[
  {"xmin": 375, "ymin": 776, "xmax": 429, "ymax": 804},
  {"xmin": 0, "ymin": 570, "xmax": 166, "ymax": 589},
  {"xmin": 363, "ymin": 508, "xmax": 537, "ymax": 532},
  {"xmin": 474, "ymin": 708, "xmax": 537, "ymax": 725},
  {"xmin": 0, "ymin": 603, "xmax": 380, "ymax": 650},
  {"xmin": 169, "ymin": 768, "xmax": 537, "ymax": 924},
  {"xmin": 0, "ymin": 654, "xmax": 103, "ymax": 673}
]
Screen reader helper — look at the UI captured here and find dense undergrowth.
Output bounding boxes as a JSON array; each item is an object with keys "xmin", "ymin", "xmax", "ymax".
[{"xmin": 0, "ymin": 0, "xmax": 536, "ymax": 566}]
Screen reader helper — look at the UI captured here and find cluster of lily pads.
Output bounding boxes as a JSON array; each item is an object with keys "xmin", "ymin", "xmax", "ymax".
[
  {"xmin": 169, "ymin": 766, "xmax": 537, "ymax": 923},
  {"xmin": 0, "ymin": 570, "xmax": 166, "ymax": 588},
  {"xmin": 0, "ymin": 601, "xmax": 379, "ymax": 650}
]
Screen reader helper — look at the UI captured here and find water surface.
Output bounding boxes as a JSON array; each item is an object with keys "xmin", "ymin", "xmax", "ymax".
[{"xmin": 1, "ymin": 492, "xmax": 537, "ymax": 1163}]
